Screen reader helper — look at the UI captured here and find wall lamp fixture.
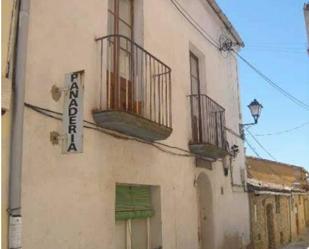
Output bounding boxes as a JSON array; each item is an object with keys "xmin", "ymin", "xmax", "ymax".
[
  {"xmin": 239, "ymin": 99, "xmax": 263, "ymax": 139},
  {"xmin": 230, "ymin": 144, "xmax": 239, "ymax": 158}
]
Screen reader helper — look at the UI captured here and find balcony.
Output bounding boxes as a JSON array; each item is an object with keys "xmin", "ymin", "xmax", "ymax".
[
  {"xmin": 93, "ymin": 35, "xmax": 172, "ymax": 141},
  {"xmin": 188, "ymin": 94, "xmax": 228, "ymax": 159}
]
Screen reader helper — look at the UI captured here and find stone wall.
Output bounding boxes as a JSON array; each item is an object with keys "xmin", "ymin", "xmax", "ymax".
[
  {"xmin": 290, "ymin": 195, "xmax": 307, "ymax": 241},
  {"xmin": 303, "ymin": 196, "xmax": 309, "ymax": 226},
  {"xmin": 249, "ymin": 193, "xmax": 308, "ymax": 249}
]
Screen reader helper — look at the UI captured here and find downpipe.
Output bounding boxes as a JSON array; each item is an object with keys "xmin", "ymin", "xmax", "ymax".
[{"xmin": 8, "ymin": 0, "xmax": 30, "ymax": 248}]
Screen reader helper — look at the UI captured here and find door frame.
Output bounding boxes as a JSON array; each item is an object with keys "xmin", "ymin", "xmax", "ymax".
[
  {"xmin": 189, "ymin": 52, "xmax": 203, "ymax": 143},
  {"xmin": 108, "ymin": 0, "xmax": 134, "ymax": 110}
]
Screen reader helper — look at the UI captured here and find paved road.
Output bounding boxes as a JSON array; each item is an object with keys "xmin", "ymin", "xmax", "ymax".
[{"xmin": 280, "ymin": 230, "xmax": 309, "ymax": 249}]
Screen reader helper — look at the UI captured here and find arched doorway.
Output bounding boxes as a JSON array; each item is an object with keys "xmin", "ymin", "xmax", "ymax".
[
  {"xmin": 266, "ymin": 204, "xmax": 275, "ymax": 249},
  {"xmin": 196, "ymin": 173, "xmax": 214, "ymax": 249}
]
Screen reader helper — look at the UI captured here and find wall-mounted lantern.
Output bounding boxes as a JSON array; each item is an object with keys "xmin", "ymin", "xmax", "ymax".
[{"xmin": 230, "ymin": 144, "xmax": 239, "ymax": 158}]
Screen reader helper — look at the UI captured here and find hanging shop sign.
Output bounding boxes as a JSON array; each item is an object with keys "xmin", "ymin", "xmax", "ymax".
[{"xmin": 63, "ymin": 71, "xmax": 84, "ymax": 153}]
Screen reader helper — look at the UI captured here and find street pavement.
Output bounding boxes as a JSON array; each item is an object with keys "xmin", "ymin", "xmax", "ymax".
[{"xmin": 280, "ymin": 229, "xmax": 309, "ymax": 249}]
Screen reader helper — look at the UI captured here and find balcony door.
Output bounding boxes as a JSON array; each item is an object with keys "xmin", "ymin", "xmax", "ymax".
[
  {"xmin": 190, "ymin": 52, "xmax": 202, "ymax": 143},
  {"xmin": 107, "ymin": 0, "xmax": 138, "ymax": 112}
]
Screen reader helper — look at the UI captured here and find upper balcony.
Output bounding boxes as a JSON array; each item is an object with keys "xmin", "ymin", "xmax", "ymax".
[
  {"xmin": 93, "ymin": 35, "xmax": 172, "ymax": 141},
  {"xmin": 188, "ymin": 94, "xmax": 228, "ymax": 159}
]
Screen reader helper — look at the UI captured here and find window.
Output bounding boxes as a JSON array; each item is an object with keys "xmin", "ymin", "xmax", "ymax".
[
  {"xmin": 190, "ymin": 52, "xmax": 201, "ymax": 96},
  {"xmin": 115, "ymin": 184, "xmax": 162, "ymax": 249},
  {"xmin": 275, "ymin": 196, "xmax": 280, "ymax": 214},
  {"xmin": 108, "ymin": 0, "xmax": 133, "ymax": 38}
]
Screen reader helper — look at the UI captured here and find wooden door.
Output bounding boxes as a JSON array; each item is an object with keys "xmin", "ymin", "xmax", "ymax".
[
  {"xmin": 190, "ymin": 52, "xmax": 202, "ymax": 143},
  {"xmin": 107, "ymin": 0, "xmax": 138, "ymax": 112},
  {"xmin": 266, "ymin": 204, "xmax": 275, "ymax": 249},
  {"xmin": 197, "ymin": 173, "xmax": 214, "ymax": 249}
]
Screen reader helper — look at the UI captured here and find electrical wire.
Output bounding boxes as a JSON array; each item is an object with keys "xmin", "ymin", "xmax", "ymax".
[
  {"xmin": 167, "ymin": 3, "xmax": 308, "ymax": 183},
  {"xmin": 246, "ymin": 128, "xmax": 277, "ymax": 161},
  {"xmin": 245, "ymin": 136, "xmax": 290, "ymax": 185},
  {"xmin": 254, "ymin": 121, "xmax": 309, "ymax": 137},
  {"xmin": 169, "ymin": 0, "xmax": 309, "ymax": 112},
  {"xmin": 232, "ymin": 50, "xmax": 309, "ymax": 112},
  {"xmin": 24, "ymin": 102, "xmax": 217, "ymax": 161},
  {"xmin": 246, "ymin": 45, "xmax": 305, "ymax": 51},
  {"xmin": 245, "ymin": 139, "xmax": 261, "ymax": 158},
  {"xmin": 170, "ymin": 0, "xmax": 220, "ymax": 50},
  {"xmin": 244, "ymin": 49, "xmax": 305, "ymax": 55}
]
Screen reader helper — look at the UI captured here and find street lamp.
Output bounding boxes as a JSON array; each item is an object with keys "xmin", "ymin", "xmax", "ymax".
[{"xmin": 240, "ymin": 99, "xmax": 263, "ymax": 139}]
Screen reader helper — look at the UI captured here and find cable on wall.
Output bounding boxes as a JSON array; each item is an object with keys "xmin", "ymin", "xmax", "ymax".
[
  {"xmin": 24, "ymin": 102, "xmax": 219, "ymax": 161},
  {"xmin": 170, "ymin": 0, "xmax": 220, "ymax": 49}
]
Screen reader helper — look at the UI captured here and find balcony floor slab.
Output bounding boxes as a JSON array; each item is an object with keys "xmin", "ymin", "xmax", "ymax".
[
  {"xmin": 93, "ymin": 110, "xmax": 172, "ymax": 141},
  {"xmin": 189, "ymin": 143, "xmax": 228, "ymax": 159}
]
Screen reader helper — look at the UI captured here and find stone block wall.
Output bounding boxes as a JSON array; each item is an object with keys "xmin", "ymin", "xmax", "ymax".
[
  {"xmin": 249, "ymin": 193, "xmax": 291, "ymax": 249},
  {"xmin": 250, "ymin": 193, "xmax": 309, "ymax": 249},
  {"xmin": 304, "ymin": 196, "xmax": 309, "ymax": 226},
  {"xmin": 290, "ymin": 195, "xmax": 307, "ymax": 241}
]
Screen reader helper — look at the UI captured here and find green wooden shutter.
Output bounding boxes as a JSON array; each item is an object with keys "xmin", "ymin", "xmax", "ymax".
[{"xmin": 115, "ymin": 185, "xmax": 154, "ymax": 220}]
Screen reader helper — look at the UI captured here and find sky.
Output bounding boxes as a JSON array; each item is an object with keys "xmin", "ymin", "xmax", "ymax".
[{"xmin": 216, "ymin": 0, "xmax": 309, "ymax": 169}]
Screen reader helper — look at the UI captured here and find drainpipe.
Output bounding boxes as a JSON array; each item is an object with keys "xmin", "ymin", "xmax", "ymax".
[{"xmin": 8, "ymin": 0, "xmax": 30, "ymax": 248}]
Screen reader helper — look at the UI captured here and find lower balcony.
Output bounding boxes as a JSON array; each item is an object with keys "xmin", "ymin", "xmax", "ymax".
[
  {"xmin": 188, "ymin": 94, "xmax": 229, "ymax": 159},
  {"xmin": 93, "ymin": 110, "xmax": 172, "ymax": 141},
  {"xmin": 93, "ymin": 35, "xmax": 172, "ymax": 141}
]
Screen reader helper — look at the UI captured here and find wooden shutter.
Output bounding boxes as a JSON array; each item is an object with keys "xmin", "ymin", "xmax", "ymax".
[{"xmin": 116, "ymin": 185, "xmax": 154, "ymax": 220}]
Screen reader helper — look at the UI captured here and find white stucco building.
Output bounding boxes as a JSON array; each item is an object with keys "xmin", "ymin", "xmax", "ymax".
[{"xmin": 6, "ymin": 0, "xmax": 251, "ymax": 248}]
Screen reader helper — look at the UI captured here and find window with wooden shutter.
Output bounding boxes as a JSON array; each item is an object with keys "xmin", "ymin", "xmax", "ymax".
[{"xmin": 116, "ymin": 185, "xmax": 154, "ymax": 220}]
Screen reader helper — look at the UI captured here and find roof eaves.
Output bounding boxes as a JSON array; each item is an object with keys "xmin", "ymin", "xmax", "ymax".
[
  {"xmin": 246, "ymin": 156, "xmax": 307, "ymax": 172},
  {"xmin": 205, "ymin": 0, "xmax": 245, "ymax": 47}
]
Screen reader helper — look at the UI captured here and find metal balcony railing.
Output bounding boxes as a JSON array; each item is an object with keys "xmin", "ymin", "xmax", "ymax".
[
  {"xmin": 189, "ymin": 94, "xmax": 227, "ymax": 150},
  {"xmin": 95, "ymin": 34, "xmax": 172, "ymax": 128}
]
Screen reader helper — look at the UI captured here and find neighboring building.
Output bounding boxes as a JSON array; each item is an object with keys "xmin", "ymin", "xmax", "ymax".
[
  {"xmin": 2, "ymin": 1, "xmax": 20, "ymax": 249},
  {"xmin": 5, "ymin": 0, "xmax": 251, "ymax": 249},
  {"xmin": 304, "ymin": 3, "xmax": 309, "ymax": 53},
  {"xmin": 247, "ymin": 156, "xmax": 309, "ymax": 249}
]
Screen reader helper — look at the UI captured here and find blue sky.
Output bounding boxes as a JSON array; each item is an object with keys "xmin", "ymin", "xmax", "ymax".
[{"xmin": 216, "ymin": 0, "xmax": 309, "ymax": 169}]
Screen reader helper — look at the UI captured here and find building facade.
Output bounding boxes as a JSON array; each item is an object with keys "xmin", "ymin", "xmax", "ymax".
[
  {"xmin": 247, "ymin": 157, "xmax": 309, "ymax": 249},
  {"xmin": 4, "ymin": 0, "xmax": 251, "ymax": 249}
]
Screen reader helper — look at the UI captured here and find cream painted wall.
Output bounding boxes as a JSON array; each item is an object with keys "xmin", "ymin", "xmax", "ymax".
[{"xmin": 21, "ymin": 0, "xmax": 250, "ymax": 248}]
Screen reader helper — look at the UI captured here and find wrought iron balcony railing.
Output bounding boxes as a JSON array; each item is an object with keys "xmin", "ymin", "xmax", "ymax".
[
  {"xmin": 188, "ymin": 94, "xmax": 228, "ymax": 158},
  {"xmin": 93, "ymin": 35, "xmax": 172, "ymax": 141}
]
